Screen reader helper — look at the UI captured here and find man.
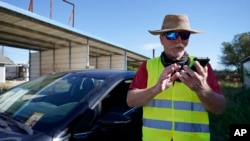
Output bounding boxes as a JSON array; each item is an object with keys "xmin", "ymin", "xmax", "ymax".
[{"xmin": 127, "ymin": 14, "xmax": 226, "ymax": 141}]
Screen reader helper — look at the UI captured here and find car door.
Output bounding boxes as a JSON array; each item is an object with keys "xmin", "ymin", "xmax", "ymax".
[{"xmin": 71, "ymin": 78, "xmax": 142, "ymax": 141}]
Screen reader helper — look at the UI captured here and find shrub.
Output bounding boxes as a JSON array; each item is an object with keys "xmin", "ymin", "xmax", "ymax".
[{"xmin": 209, "ymin": 83, "xmax": 250, "ymax": 141}]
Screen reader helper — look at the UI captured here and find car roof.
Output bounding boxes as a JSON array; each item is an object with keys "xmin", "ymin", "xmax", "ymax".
[{"xmin": 48, "ymin": 69, "xmax": 135, "ymax": 78}]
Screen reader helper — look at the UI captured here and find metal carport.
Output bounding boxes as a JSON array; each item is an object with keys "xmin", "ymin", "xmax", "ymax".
[{"xmin": 0, "ymin": 1, "xmax": 149, "ymax": 80}]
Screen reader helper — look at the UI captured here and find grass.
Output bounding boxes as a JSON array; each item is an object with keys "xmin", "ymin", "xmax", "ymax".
[
  {"xmin": 209, "ymin": 81, "xmax": 250, "ymax": 141},
  {"xmin": 0, "ymin": 81, "xmax": 13, "ymax": 93},
  {"xmin": 0, "ymin": 81, "xmax": 26, "ymax": 94}
]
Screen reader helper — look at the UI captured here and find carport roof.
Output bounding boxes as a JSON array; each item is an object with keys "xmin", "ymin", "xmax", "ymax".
[
  {"xmin": 0, "ymin": 54, "xmax": 14, "ymax": 65},
  {"xmin": 0, "ymin": 1, "xmax": 149, "ymax": 68}
]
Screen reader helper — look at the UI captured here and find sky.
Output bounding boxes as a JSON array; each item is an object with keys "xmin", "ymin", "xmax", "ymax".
[{"xmin": 0, "ymin": 0, "xmax": 249, "ymax": 70}]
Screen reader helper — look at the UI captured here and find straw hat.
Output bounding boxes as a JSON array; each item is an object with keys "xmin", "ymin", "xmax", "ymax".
[{"xmin": 148, "ymin": 14, "xmax": 203, "ymax": 35}]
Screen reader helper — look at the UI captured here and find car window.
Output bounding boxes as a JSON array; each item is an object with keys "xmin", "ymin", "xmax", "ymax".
[
  {"xmin": 100, "ymin": 79, "xmax": 132, "ymax": 115},
  {"xmin": 72, "ymin": 78, "xmax": 132, "ymax": 134},
  {"xmin": 0, "ymin": 72, "xmax": 108, "ymax": 132},
  {"xmin": 73, "ymin": 78, "xmax": 143, "ymax": 141}
]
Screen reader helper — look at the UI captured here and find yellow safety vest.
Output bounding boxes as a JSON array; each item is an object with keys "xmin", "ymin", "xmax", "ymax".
[{"xmin": 143, "ymin": 56, "xmax": 210, "ymax": 141}]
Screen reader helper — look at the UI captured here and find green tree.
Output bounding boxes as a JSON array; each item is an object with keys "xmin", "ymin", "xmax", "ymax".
[{"xmin": 220, "ymin": 32, "xmax": 250, "ymax": 72}]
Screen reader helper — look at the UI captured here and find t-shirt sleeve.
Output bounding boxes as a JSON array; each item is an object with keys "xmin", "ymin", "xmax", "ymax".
[
  {"xmin": 129, "ymin": 61, "xmax": 148, "ymax": 89},
  {"xmin": 207, "ymin": 63, "xmax": 223, "ymax": 95}
]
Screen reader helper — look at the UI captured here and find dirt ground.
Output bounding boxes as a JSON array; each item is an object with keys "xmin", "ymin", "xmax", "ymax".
[{"xmin": 0, "ymin": 80, "xmax": 27, "ymax": 91}]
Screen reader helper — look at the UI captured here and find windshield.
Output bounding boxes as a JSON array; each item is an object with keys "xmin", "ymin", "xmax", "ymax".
[{"xmin": 0, "ymin": 71, "xmax": 106, "ymax": 131}]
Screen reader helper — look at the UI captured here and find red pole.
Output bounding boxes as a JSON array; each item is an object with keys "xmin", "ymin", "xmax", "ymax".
[
  {"xmin": 28, "ymin": 0, "xmax": 33, "ymax": 12},
  {"xmin": 50, "ymin": 0, "xmax": 52, "ymax": 19}
]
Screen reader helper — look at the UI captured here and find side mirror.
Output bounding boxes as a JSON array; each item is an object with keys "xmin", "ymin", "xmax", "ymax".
[
  {"xmin": 73, "ymin": 112, "xmax": 131, "ymax": 140},
  {"xmin": 97, "ymin": 112, "xmax": 131, "ymax": 128}
]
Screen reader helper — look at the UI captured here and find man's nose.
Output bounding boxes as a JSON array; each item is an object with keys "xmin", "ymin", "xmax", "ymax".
[{"xmin": 175, "ymin": 35, "xmax": 182, "ymax": 42}]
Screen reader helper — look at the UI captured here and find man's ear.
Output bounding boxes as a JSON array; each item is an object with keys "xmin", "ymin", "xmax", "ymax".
[{"xmin": 160, "ymin": 35, "xmax": 164, "ymax": 44}]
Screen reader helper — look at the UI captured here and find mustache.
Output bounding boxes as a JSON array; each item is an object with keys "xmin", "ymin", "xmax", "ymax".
[{"xmin": 173, "ymin": 43, "xmax": 185, "ymax": 48}]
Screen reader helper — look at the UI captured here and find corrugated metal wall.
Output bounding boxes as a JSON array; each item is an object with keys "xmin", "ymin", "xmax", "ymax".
[
  {"xmin": 0, "ymin": 64, "xmax": 5, "ymax": 83},
  {"xmin": 30, "ymin": 46, "xmax": 127, "ymax": 80}
]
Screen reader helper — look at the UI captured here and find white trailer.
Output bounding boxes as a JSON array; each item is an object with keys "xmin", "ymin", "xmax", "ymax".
[{"xmin": 5, "ymin": 64, "xmax": 29, "ymax": 81}]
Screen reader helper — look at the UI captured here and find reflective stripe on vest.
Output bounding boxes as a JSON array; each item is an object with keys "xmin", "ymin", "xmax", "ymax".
[
  {"xmin": 147, "ymin": 99, "xmax": 206, "ymax": 112},
  {"xmin": 143, "ymin": 118, "xmax": 210, "ymax": 132},
  {"xmin": 143, "ymin": 56, "xmax": 210, "ymax": 141}
]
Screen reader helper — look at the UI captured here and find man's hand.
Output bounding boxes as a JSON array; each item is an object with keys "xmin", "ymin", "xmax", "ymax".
[
  {"xmin": 175, "ymin": 61, "xmax": 226, "ymax": 114},
  {"xmin": 155, "ymin": 63, "xmax": 181, "ymax": 92},
  {"xmin": 127, "ymin": 63, "xmax": 181, "ymax": 107},
  {"xmin": 176, "ymin": 61, "xmax": 208, "ymax": 92}
]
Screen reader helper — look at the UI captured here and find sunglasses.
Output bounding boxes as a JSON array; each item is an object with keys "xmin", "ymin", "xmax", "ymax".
[{"xmin": 164, "ymin": 31, "xmax": 191, "ymax": 40}]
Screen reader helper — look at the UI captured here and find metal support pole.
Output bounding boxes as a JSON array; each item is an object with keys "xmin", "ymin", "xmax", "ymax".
[
  {"xmin": 69, "ymin": 42, "xmax": 71, "ymax": 70},
  {"xmin": 63, "ymin": 0, "xmax": 75, "ymax": 27},
  {"xmin": 86, "ymin": 39, "xmax": 90, "ymax": 68},
  {"xmin": 124, "ymin": 51, "xmax": 127, "ymax": 70}
]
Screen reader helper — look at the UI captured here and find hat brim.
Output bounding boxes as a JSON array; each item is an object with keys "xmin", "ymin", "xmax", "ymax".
[{"xmin": 148, "ymin": 28, "xmax": 203, "ymax": 35}]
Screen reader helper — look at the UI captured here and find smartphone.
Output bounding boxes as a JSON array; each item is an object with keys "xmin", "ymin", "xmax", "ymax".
[{"xmin": 191, "ymin": 57, "xmax": 210, "ymax": 72}]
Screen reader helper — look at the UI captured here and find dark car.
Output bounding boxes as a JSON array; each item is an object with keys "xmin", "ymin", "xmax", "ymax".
[{"xmin": 0, "ymin": 69, "xmax": 142, "ymax": 141}]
